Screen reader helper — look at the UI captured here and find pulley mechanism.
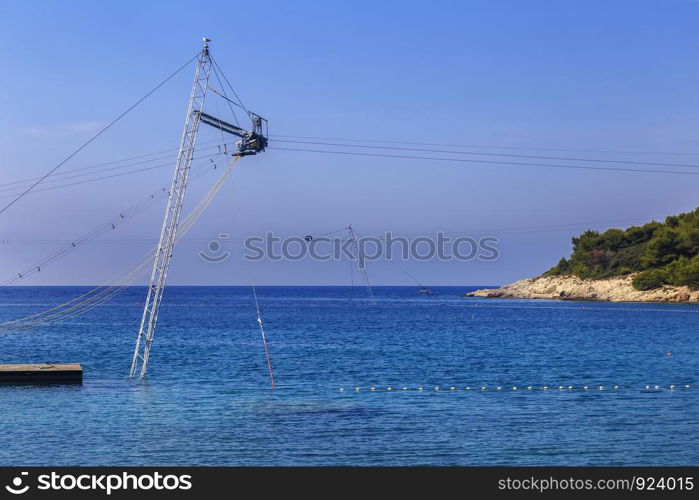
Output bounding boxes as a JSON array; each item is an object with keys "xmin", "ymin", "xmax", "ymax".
[{"xmin": 196, "ymin": 110, "xmax": 268, "ymax": 156}]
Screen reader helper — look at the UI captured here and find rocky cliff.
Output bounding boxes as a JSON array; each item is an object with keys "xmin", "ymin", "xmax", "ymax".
[{"xmin": 466, "ymin": 274, "xmax": 699, "ymax": 303}]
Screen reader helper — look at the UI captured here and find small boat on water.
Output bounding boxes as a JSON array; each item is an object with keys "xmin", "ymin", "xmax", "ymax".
[{"xmin": 418, "ymin": 287, "xmax": 433, "ymax": 294}]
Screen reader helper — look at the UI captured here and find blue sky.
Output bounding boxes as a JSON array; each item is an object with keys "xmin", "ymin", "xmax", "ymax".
[{"xmin": 2, "ymin": 0, "xmax": 699, "ymax": 286}]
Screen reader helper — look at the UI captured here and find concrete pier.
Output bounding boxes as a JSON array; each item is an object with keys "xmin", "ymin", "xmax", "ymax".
[{"xmin": 0, "ymin": 364, "xmax": 82, "ymax": 385}]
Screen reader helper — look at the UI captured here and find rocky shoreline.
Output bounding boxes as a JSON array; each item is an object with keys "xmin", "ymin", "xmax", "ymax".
[{"xmin": 465, "ymin": 274, "xmax": 699, "ymax": 303}]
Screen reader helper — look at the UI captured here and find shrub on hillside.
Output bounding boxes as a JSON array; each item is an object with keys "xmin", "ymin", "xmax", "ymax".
[{"xmin": 632, "ymin": 269, "xmax": 666, "ymax": 291}]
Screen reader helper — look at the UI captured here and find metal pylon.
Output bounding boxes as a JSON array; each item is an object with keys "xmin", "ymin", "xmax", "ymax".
[{"xmin": 129, "ymin": 40, "xmax": 212, "ymax": 378}]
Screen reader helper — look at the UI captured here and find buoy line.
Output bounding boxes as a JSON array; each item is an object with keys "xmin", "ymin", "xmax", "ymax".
[
  {"xmin": 5, "ymin": 300, "xmax": 695, "ymax": 314},
  {"xmin": 354, "ymin": 301, "xmax": 699, "ymax": 314},
  {"xmin": 339, "ymin": 384, "xmax": 695, "ymax": 392}
]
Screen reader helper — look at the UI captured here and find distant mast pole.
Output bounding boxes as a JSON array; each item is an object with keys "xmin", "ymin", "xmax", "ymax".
[{"xmin": 129, "ymin": 39, "xmax": 213, "ymax": 379}]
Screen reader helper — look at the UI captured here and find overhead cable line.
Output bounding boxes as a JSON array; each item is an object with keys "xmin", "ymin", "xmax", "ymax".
[
  {"xmin": 272, "ymin": 139, "xmax": 699, "ymax": 170},
  {"xmin": 351, "ymin": 227, "xmax": 424, "ymax": 287},
  {"xmin": 0, "ymin": 52, "xmax": 200, "ymax": 217},
  {"xmin": 0, "ymin": 141, "xmax": 227, "ymax": 191},
  {"xmin": 0, "ymin": 153, "xmax": 221, "ymax": 200},
  {"xmin": 210, "ymin": 55, "xmax": 249, "ymax": 113},
  {"xmin": 208, "ymin": 66, "xmax": 242, "ymax": 127},
  {"xmin": 0, "ymin": 158, "xmax": 220, "ymax": 286},
  {"xmin": 351, "ymin": 216, "xmax": 672, "ymax": 241},
  {"xmin": 270, "ymin": 147, "xmax": 699, "ymax": 176},
  {"xmin": 0, "ymin": 155, "xmax": 176, "ymax": 192},
  {"xmin": 0, "ymin": 160, "xmax": 236, "ymax": 329},
  {"xmin": 270, "ymin": 134, "xmax": 699, "ymax": 157}
]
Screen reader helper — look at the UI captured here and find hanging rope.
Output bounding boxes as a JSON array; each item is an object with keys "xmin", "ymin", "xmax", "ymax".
[
  {"xmin": 1, "ymin": 159, "xmax": 221, "ymax": 286},
  {"xmin": 0, "ymin": 157, "xmax": 239, "ymax": 331},
  {"xmin": 255, "ymin": 300, "xmax": 276, "ymax": 391},
  {"xmin": 346, "ymin": 224, "xmax": 375, "ymax": 305},
  {"xmin": 224, "ymin": 165, "xmax": 276, "ymax": 390},
  {"xmin": 350, "ymin": 227, "xmax": 425, "ymax": 288}
]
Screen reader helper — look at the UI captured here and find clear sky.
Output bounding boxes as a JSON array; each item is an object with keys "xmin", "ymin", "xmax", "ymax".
[{"xmin": 1, "ymin": 0, "xmax": 699, "ymax": 286}]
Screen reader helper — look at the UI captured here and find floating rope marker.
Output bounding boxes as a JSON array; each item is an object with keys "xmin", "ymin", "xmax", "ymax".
[{"xmin": 340, "ymin": 384, "xmax": 697, "ymax": 393}]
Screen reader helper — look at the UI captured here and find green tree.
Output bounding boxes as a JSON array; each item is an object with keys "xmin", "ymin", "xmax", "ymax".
[
  {"xmin": 545, "ymin": 207, "xmax": 699, "ymax": 288},
  {"xmin": 632, "ymin": 269, "xmax": 666, "ymax": 291},
  {"xmin": 641, "ymin": 228, "xmax": 681, "ymax": 268}
]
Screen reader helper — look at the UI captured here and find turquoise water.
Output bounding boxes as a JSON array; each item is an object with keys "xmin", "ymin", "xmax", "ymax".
[{"xmin": 1, "ymin": 286, "xmax": 698, "ymax": 465}]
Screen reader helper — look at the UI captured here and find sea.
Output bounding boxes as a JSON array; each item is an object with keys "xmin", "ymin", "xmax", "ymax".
[{"xmin": 0, "ymin": 286, "xmax": 698, "ymax": 465}]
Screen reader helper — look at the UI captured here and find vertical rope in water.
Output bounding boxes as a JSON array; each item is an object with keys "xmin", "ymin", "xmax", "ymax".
[
  {"xmin": 225, "ymin": 162, "xmax": 275, "ymax": 390},
  {"xmin": 255, "ymin": 301, "xmax": 276, "ymax": 390},
  {"xmin": 347, "ymin": 225, "xmax": 375, "ymax": 305}
]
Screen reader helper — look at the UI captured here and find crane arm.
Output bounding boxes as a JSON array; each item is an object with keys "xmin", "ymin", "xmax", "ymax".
[{"xmin": 196, "ymin": 111, "xmax": 268, "ymax": 156}]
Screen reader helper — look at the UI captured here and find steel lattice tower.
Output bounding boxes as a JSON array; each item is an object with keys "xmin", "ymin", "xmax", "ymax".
[{"xmin": 129, "ymin": 40, "xmax": 212, "ymax": 378}]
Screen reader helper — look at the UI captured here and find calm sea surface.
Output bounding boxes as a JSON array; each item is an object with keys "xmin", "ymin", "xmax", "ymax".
[{"xmin": 0, "ymin": 286, "xmax": 698, "ymax": 465}]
